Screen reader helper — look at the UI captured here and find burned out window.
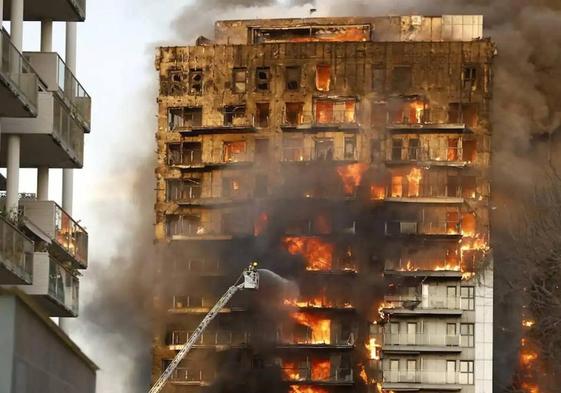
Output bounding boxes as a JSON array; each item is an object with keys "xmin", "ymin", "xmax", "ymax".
[
  {"xmin": 168, "ymin": 107, "xmax": 202, "ymax": 130},
  {"xmin": 256, "ymin": 103, "xmax": 269, "ymax": 127},
  {"xmin": 391, "ymin": 65, "xmax": 412, "ymax": 92},
  {"xmin": 315, "ymin": 99, "xmax": 356, "ymax": 124},
  {"xmin": 446, "ymin": 211, "xmax": 460, "ymax": 234},
  {"xmin": 282, "ymin": 137, "xmax": 304, "ymax": 161},
  {"xmin": 232, "ymin": 68, "xmax": 247, "ymax": 93},
  {"xmin": 167, "ymin": 175, "xmax": 203, "ymax": 201},
  {"xmin": 255, "ymin": 67, "xmax": 270, "ymax": 91},
  {"xmin": 314, "ymin": 138, "xmax": 334, "ymax": 161},
  {"xmin": 189, "ymin": 69, "xmax": 203, "ymax": 94},
  {"xmin": 391, "ymin": 139, "xmax": 403, "ymax": 161},
  {"xmin": 223, "ymin": 105, "xmax": 247, "ymax": 126},
  {"xmin": 447, "ymin": 175, "xmax": 460, "ymax": 197},
  {"xmin": 448, "ymin": 103, "xmax": 478, "ymax": 127},
  {"xmin": 315, "ymin": 64, "xmax": 331, "ymax": 91},
  {"xmin": 223, "ymin": 141, "xmax": 247, "ymax": 162},
  {"xmin": 344, "ymin": 135, "xmax": 356, "ymax": 160},
  {"xmin": 167, "ymin": 214, "xmax": 203, "ymax": 237},
  {"xmin": 372, "ymin": 66, "xmax": 385, "ymax": 92},
  {"xmin": 167, "ymin": 143, "xmax": 182, "ymax": 165},
  {"xmin": 462, "ymin": 176, "xmax": 476, "ymax": 198},
  {"xmin": 462, "ymin": 140, "xmax": 477, "ymax": 162},
  {"xmin": 408, "ymin": 138, "xmax": 420, "ymax": 160},
  {"xmin": 222, "ymin": 177, "xmax": 243, "ymax": 198},
  {"xmin": 168, "ymin": 70, "xmax": 185, "ymax": 95},
  {"xmin": 182, "ymin": 142, "xmax": 203, "ymax": 165},
  {"xmin": 285, "ymin": 102, "xmax": 304, "ymax": 125},
  {"xmin": 462, "ymin": 66, "xmax": 478, "ymax": 91},
  {"xmin": 286, "ymin": 66, "xmax": 301, "ymax": 90},
  {"xmin": 255, "ymin": 139, "xmax": 269, "ymax": 162},
  {"xmin": 448, "ymin": 138, "xmax": 460, "ymax": 161}
]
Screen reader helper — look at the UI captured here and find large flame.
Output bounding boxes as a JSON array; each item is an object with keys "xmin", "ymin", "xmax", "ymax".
[
  {"xmin": 336, "ymin": 163, "xmax": 368, "ymax": 195},
  {"xmin": 283, "ymin": 359, "xmax": 330, "ymax": 381},
  {"xmin": 406, "ymin": 168, "xmax": 422, "ymax": 197},
  {"xmin": 283, "ymin": 236, "xmax": 333, "ymax": 271},
  {"xmin": 365, "ymin": 337, "xmax": 381, "ymax": 360},
  {"xmin": 289, "ymin": 386, "xmax": 329, "ymax": 393},
  {"xmin": 290, "ymin": 312, "xmax": 331, "ymax": 344}
]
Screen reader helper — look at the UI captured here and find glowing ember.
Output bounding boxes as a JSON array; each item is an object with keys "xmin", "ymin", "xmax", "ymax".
[
  {"xmin": 311, "ymin": 359, "xmax": 330, "ymax": 380},
  {"xmin": 359, "ymin": 364, "xmax": 368, "ymax": 383},
  {"xmin": 337, "ymin": 163, "xmax": 368, "ymax": 195},
  {"xmin": 283, "ymin": 236, "xmax": 333, "ymax": 271},
  {"xmin": 289, "ymin": 386, "xmax": 329, "ymax": 393},
  {"xmin": 290, "ymin": 312, "xmax": 331, "ymax": 344},
  {"xmin": 365, "ymin": 337, "xmax": 381, "ymax": 360},
  {"xmin": 283, "ymin": 361, "xmax": 301, "ymax": 380},
  {"xmin": 522, "ymin": 319, "xmax": 535, "ymax": 328},
  {"xmin": 406, "ymin": 168, "xmax": 422, "ymax": 197},
  {"xmin": 370, "ymin": 185, "xmax": 385, "ymax": 200},
  {"xmin": 254, "ymin": 211, "xmax": 269, "ymax": 236}
]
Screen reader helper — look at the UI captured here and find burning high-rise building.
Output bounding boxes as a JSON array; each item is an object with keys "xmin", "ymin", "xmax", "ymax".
[{"xmin": 153, "ymin": 15, "xmax": 494, "ymax": 393}]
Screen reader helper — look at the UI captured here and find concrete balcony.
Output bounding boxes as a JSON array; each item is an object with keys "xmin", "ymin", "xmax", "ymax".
[
  {"xmin": 382, "ymin": 333, "xmax": 461, "ymax": 353},
  {"xmin": 283, "ymin": 367, "xmax": 354, "ymax": 385},
  {"xmin": 0, "ymin": 215, "xmax": 33, "ymax": 284},
  {"xmin": 0, "ymin": 91, "xmax": 84, "ymax": 168},
  {"xmin": 168, "ymin": 330, "xmax": 251, "ymax": 350},
  {"xmin": 385, "ymin": 221, "xmax": 463, "ymax": 239},
  {"xmin": 178, "ymin": 115, "xmax": 256, "ymax": 135},
  {"xmin": 281, "ymin": 110, "xmax": 359, "ymax": 131},
  {"xmin": 171, "ymin": 368, "xmax": 213, "ymax": 386},
  {"xmin": 382, "ymin": 295, "xmax": 463, "ymax": 316},
  {"xmin": 0, "ymin": 29, "xmax": 38, "ymax": 117},
  {"xmin": 3, "ymin": 0, "xmax": 86, "ymax": 21},
  {"xmin": 387, "ymin": 122, "xmax": 467, "ymax": 133},
  {"xmin": 20, "ymin": 252, "xmax": 79, "ymax": 317},
  {"xmin": 25, "ymin": 52, "xmax": 91, "ymax": 132},
  {"xmin": 20, "ymin": 200, "xmax": 88, "ymax": 269},
  {"xmin": 276, "ymin": 332, "xmax": 355, "ymax": 349},
  {"xmin": 383, "ymin": 370, "xmax": 461, "ymax": 391}
]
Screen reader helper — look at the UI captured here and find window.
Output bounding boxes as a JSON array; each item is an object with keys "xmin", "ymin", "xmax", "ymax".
[
  {"xmin": 286, "ymin": 66, "xmax": 301, "ymax": 90},
  {"xmin": 223, "ymin": 105, "xmax": 247, "ymax": 126},
  {"xmin": 446, "ymin": 211, "xmax": 460, "ymax": 234},
  {"xmin": 314, "ymin": 138, "xmax": 334, "ymax": 161},
  {"xmin": 167, "ymin": 214, "xmax": 203, "ymax": 237},
  {"xmin": 344, "ymin": 135, "xmax": 357, "ymax": 160},
  {"xmin": 167, "ymin": 175, "xmax": 202, "ymax": 201},
  {"xmin": 406, "ymin": 323, "xmax": 417, "ymax": 345},
  {"xmin": 447, "ymin": 175, "xmax": 460, "ymax": 197},
  {"xmin": 391, "ymin": 65, "xmax": 412, "ymax": 92},
  {"xmin": 391, "ymin": 176, "xmax": 403, "ymax": 198},
  {"xmin": 408, "ymin": 138, "xmax": 419, "ymax": 160},
  {"xmin": 462, "ymin": 66, "xmax": 478, "ymax": 91},
  {"xmin": 256, "ymin": 103, "xmax": 269, "ymax": 127},
  {"xmin": 182, "ymin": 142, "xmax": 202, "ymax": 165},
  {"xmin": 255, "ymin": 67, "xmax": 270, "ymax": 91},
  {"xmin": 390, "ymin": 322, "xmax": 399, "ymax": 335},
  {"xmin": 462, "ymin": 140, "xmax": 477, "ymax": 162},
  {"xmin": 232, "ymin": 68, "xmax": 247, "ymax": 93},
  {"xmin": 448, "ymin": 103, "xmax": 478, "ymax": 127},
  {"xmin": 391, "ymin": 139, "xmax": 403, "ymax": 161},
  {"xmin": 315, "ymin": 64, "xmax": 331, "ymax": 91},
  {"xmin": 462, "ymin": 176, "xmax": 476, "ymax": 198},
  {"xmin": 189, "ymin": 69, "xmax": 203, "ymax": 94},
  {"xmin": 460, "ymin": 323, "xmax": 474, "ymax": 347},
  {"xmin": 283, "ymin": 137, "xmax": 304, "ymax": 161},
  {"xmin": 285, "ymin": 102, "xmax": 304, "ymax": 125},
  {"xmin": 315, "ymin": 99, "xmax": 356, "ymax": 124},
  {"xmin": 168, "ymin": 107, "xmax": 202, "ymax": 130},
  {"xmin": 168, "ymin": 70, "xmax": 184, "ymax": 95},
  {"xmin": 459, "ymin": 361, "xmax": 474, "ymax": 384},
  {"xmin": 223, "ymin": 177, "xmax": 243, "ymax": 198},
  {"xmin": 446, "ymin": 360, "xmax": 456, "ymax": 384},
  {"xmin": 460, "ymin": 286, "xmax": 475, "ymax": 310},
  {"xmin": 167, "ymin": 143, "xmax": 182, "ymax": 165},
  {"xmin": 406, "ymin": 359, "xmax": 416, "ymax": 381},
  {"xmin": 223, "ymin": 141, "xmax": 247, "ymax": 162},
  {"xmin": 372, "ymin": 66, "xmax": 385, "ymax": 92},
  {"xmin": 447, "ymin": 137, "xmax": 459, "ymax": 161},
  {"xmin": 222, "ymin": 212, "xmax": 248, "ymax": 235}
]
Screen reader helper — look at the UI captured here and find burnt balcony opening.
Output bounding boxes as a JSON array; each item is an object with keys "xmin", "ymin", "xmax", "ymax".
[
  {"xmin": 286, "ymin": 66, "xmax": 301, "ymax": 90},
  {"xmin": 189, "ymin": 68, "xmax": 203, "ymax": 94},
  {"xmin": 223, "ymin": 141, "xmax": 248, "ymax": 163},
  {"xmin": 166, "ymin": 175, "xmax": 203, "ymax": 202},
  {"xmin": 167, "ymin": 142, "xmax": 202, "ymax": 167},
  {"xmin": 448, "ymin": 103, "xmax": 478, "ymax": 128},
  {"xmin": 315, "ymin": 64, "xmax": 331, "ymax": 92},
  {"xmin": 232, "ymin": 67, "xmax": 247, "ymax": 93},
  {"xmin": 256, "ymin": 102, "xmax": 270, "ymax": 127},
  {"xmin": 168, "ymin": 106, "xmax": 202, "ymax": 130},
  {"xmin": 256, "ymin": 67, "xmax": 270, "ymax": 91}
]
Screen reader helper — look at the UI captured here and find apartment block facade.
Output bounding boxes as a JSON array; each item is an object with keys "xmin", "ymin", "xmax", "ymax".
[
  {"xmin": 0, "ymin": 0, "xmax": 96, "ymax": 391},
  {"xmin": 154, "ymin": 16, "xmax": 494, "ymax": 393}
]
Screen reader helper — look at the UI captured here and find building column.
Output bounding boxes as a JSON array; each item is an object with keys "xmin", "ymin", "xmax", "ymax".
[
  {"xmin": 40, "ymin": 19, "xmax": 53, "ymax": 52},
  {"xmin": 5, "ymin": 0, "xmax": 24, "ymax": 219},
  {"xmin": 37, "ymin": 168, "xmax": 49, "ymax": 200},
  {"xmin": 62, "ymin": 22, "xmax": 76, "ymax": 215}
]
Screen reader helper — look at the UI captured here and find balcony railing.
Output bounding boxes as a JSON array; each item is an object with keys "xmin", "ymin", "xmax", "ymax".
[
  {"xmin": 282, "ymin": 110, "xmax": 358, "ymax": 128},
  {"xmin": 277, "ymin": 332, "xmax": 355, "ymax": 346},
  {"xmin": 383, "ymin": 333, "xmax": 460, "ymax": 347},
  {"xmin": 0, "ymin": 29, "xmax": 38, "ymax": 117},
  {"xmin": 385, "ymin": 221, "xmax": 461, "ymax": 236},
  {"xmin": 383, "ymin": 295, "xmax": 462, "ymax": 311},
  {"xmin": 384, "ymin": 259, "xmax": 461, "ymax": 273},
  {"xmin": 282, "ymin": 146, "xmax": 358, "ymax": 162},
  {"xmin": 54, "ymin": 52, "xmax": 91, "ymax": 130},
  {"xmin": 170, "ymin": 331, "xmax": 251, "ymax": 347},
  {"xmin": 0, "ymin": 214, "xmax": 33, "ymax": 284},
  {"xmin": 283, "ymin": 367, "xmax": 354, "ymax": 383},
  {"xmin": 383, "ymin": 370, "xmax": 460, "ymax": 384},
  {"xmin": 47, "ymin": 258, "xmax": 79, "ymax": 315},
  {"xmin": 171, "ymin": 368, "xmax": 213, "ymax": 384},
  {"xmin": 20, "ymin": 200, "xmax": 88, "ymax": 268},
  {"xmin": 388, "ymin": 147, "xmax": 464, "ymax": 164}
]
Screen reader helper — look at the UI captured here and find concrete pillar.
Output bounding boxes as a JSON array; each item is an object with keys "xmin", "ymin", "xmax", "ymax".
[
  {"xmin": 6, "ymin": 135, "xmax": 20, "ymax": 219},
  {"xmin": 10, "ymin": 0, "xmax": 23, "ymax": 50},
  {"xmin": 40, "ymin": 20, "xmax": 53, "ymax": 52},
  {"xmin": 37, "ymin": 168, "xmax": 49, "ymax": 200},
  {"xmin": 62, "ymin": 22, "xmax": 77, "ymax": 215}
]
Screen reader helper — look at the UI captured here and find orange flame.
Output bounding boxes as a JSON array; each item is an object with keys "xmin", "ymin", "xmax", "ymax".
[
  {"xmin": 370, "ymin": 185, "xmax": 386, "ymax": 200},
  {"xmin": 283, "ymin": 236, "xmax": 333, "ymax": 271},
  {"xmin": 406, "ymin": 168, "xmax": 422, "ymax": 197},
  {"xmin": 290, "ymin": 312, "xmax": 331, "ymax": 344},
  {"xmin": 365, "ymin": 337, "xmax": 380, "ymax": 360},
  {"xmin": 311, "ymin": 359, "xmax": 330, "ymax": 380},
  {"xmin": 289, "ymin": 386, "xmax": 329, "ymax": 393},
  {"xmin": 337, "ymin": 163, "xmax": 368, "ymax": 195},
  {"xmin": 359, "ymin": 364, "xmax": 368, "ymax": 383}
]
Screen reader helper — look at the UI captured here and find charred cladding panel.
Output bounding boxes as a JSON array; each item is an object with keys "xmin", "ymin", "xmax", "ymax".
[{"xmin": 154, "ymin": 18, "xmax": 494, "ymax": 393}]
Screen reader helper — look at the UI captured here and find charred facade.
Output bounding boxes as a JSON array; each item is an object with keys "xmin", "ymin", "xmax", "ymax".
[{"xmin": 154, "ymin": 16, "xmax": 494, "ymax": 393}]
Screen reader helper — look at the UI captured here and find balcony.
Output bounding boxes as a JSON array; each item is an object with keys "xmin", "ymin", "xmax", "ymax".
[
  {"xmin": 384, "ymin": 260, "xmax": 463, "ymax": 278},
  {"xmin": 0, "ymin": 29, "xmax": 38, "ymax": 117},
  {"xmin": 1, "ymin": 91, "xmax": 85, "ymax": 168},
  {"xmin": 168, "ymin": 330, "xmax": 251, "ymax": 350},
  {"xmin": 0, "ymin": 215, "xmax": 33, "ymax": 284},
  {"xmin": 283, "ymin": 367, "xmax": 354, "ymax": 385},
  {"xmin": 281, "ymin": 110, "xmax": 359, "ymax": 131},
  {"xmin": 387, "ymin": 122, "xmax": 467, "ymax": 132},
  {"xmin": 20, "ymin": 200, "xmax": 88, "ymax": 269},
  {"xmin": 178, "ymin": 115, "xmax": 256, "ymax": 135},
  {"xmin": 381, "ymin": 295, "xmax": 463, "ymax": 316},
  {"xmin": 276, "ymin": 332, "xmax": 355, "ymax": 349},
  {"xmin": 3, "ymin": 0, "xmax": 86, "ymax": 21},
  {"xmin": 386, "ymin": 147, "xmax": 467, "ymax": 167},
  {"xmin": 383, "ymin": 370, "xmax": 461, "ymax": 390},
  {"xmin": 170, "ymin": 368, "xmax": 213, "ymax": 386},
  {"xmin": 281, "ymin": 146, "xmax": 358, "ymax": 164},
  {"xmin": 385, "ymin": 221, "xmax": 462, "ymax": 238},
  {"xmin": 20, "ymin": 252, "xmax": 79, "ymax": 317},
  {"xmin": 25, "ymin": 52, "xmax": 91, "ymax": 132},
  {"xmin": 382, "ymin": 333, "xmax": 461, "ymax": 352},
  {"xmin": 169, "ymin": 296, "xmax": 246, "ymax": 314}
]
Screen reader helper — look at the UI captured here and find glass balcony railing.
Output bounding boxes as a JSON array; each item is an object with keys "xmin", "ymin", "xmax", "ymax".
[
  {"xmin": 48, "ymin": 258, "xmax": 79, "ymax": 315},
  {"xmin": 53, "ymin": 94, "xmax": 85, "ymax": 161},
  {"xmin": 0, "ymin": 28, "xmax": 38, "ymax": 115},
  {"xmin": 383, "ymin": 370, "xmax": 460, "ymax": 384},
  {"xmin": 383, "ymin": 333, "xmax": 460, "ymax": 347},
  {"xmin": 169, "ymin": 331, "xmax": 251, "ymax": 347},
  {"xmin": 0, "ymin": 214, "xmax": 33, "ymax": 283}
]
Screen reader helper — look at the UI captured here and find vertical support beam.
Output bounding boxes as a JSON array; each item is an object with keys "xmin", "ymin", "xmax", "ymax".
[
  {"xmin": 40, "ymin": 20, "xmax": 53, "ymax": 52},
  {"xmin": 10, "ymin": 0, "xmax": 23, "ymax": 50},
  {"xmin": 37, "ymin": 168, "xmax": 49, "ymax": 200},
  {"xmin": 62, "ymin": 22, "xmax": 77, "ymax": 215},
  {"xmin": 6, "ymin": 135, "xmax": 20, "ymax": 218}
]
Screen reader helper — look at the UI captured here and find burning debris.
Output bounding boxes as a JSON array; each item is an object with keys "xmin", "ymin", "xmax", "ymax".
[{"xmin": 282, "ymin": 237, "xmax": 334, "ymax": 271}]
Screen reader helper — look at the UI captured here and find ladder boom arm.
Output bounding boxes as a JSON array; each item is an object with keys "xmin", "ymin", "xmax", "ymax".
[{"xmin": 148, "ymin": 284, "xmax": 243, "ymax": 393}]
